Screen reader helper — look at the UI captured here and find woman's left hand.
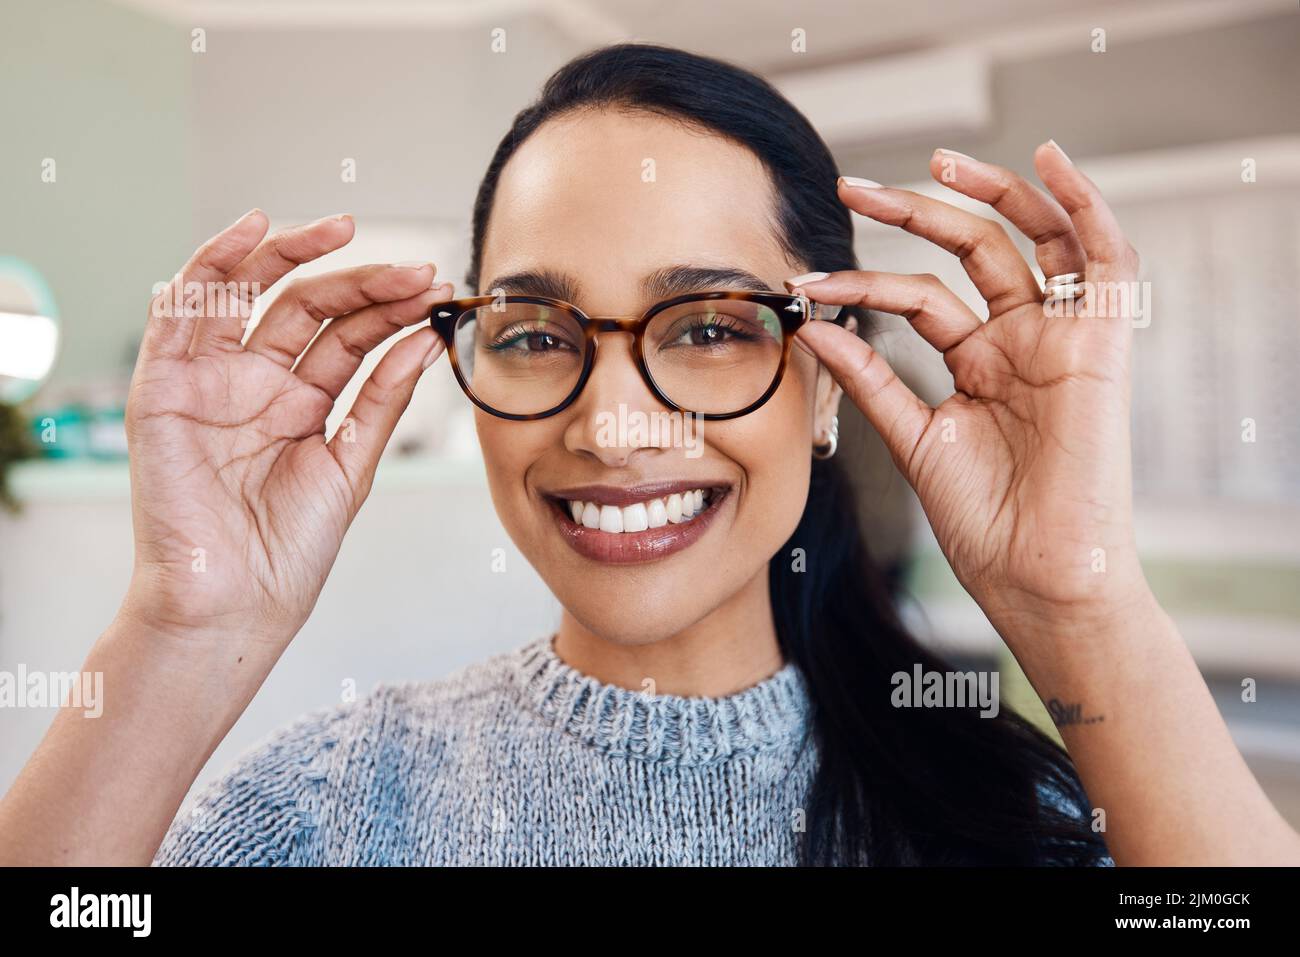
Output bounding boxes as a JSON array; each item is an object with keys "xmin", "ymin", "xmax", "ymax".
[
  {"xmin": 794, "ymin": 143, "xmax": 1300, "ymax": 866},
  {"xmin": 792, "ymin": 142, "xmax": 1150, "ymax": 653}
]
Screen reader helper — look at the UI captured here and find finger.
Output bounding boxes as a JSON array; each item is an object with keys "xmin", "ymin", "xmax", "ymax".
[
  {"xmin": 1033, "ymin": 140, "xmax": 1140, "ymax": 282},
  {"xmin": 329, "ymin": 327, "xmax": 444, "ymax": 499},
  {"xmin": 141, "ymin": 208, "xmax": 268, "ymax": 360},
  {"xmin": 786, "ymin": 270, "xmax": 982, "ymax": 354},
  {"xmin": 294, "ymin": 283, "xmax": 454, "ymax": 398},
  {"xmin": 795, "ymin": 319, "xmax": 932, "ymax": 475},
  {"xmin": 189, "ymin": 213, "xmax": 356, "ymax": 355},
  {"xmin": 245, "ymin": 262, "xmax": 439, "ymax": 367},
  {"xmin": 837, "ymin": 177, "xmax": 1041, "ymax": 315},
  {"xmin": 928, "ymin": 149, "xmax": 1087, "ymax": 281}
]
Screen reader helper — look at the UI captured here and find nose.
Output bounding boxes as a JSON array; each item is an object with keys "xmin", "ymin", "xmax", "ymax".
[{"xmin": 563, "ymin": 332, "xmax": 674, "ymax": 467}]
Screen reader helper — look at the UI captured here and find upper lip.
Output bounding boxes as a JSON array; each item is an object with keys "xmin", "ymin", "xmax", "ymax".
[{"xmin": 541, "ymin": 480, "xmax": 730, "ymax": 508}]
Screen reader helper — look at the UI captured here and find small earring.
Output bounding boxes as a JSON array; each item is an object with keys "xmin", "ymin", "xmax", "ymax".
[{"xmin": 812, "ymin": 415, "xmax": 839, "ymax": 459}]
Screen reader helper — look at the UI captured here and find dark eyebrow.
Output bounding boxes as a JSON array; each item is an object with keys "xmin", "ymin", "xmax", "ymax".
[
  {"xmin": 641, "ymin": 264, "xmax": 773, "ymax": 299},
  {"xmin": 480, "ymin": 269, "xmax": 581, "ymax": 302},
  {"xmin": 479, "ymin": 264, "xmax": 774, "ymax": 309}
]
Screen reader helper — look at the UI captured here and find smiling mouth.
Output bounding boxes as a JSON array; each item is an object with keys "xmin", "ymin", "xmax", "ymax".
[
  {"xmin": 565, "ymin": 488, "xmax": 713, "ymax": 532},
  {"xmin": 544, "ymin": 483, "xmax": 729, "ymax": 564}
]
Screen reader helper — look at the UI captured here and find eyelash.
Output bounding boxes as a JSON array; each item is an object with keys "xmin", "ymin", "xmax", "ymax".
[
  {"xmin": 487, "ymin": 323, "xmax": 578, "ymax": 353},
  {"xmin": 666, "ymin": 314, "xmax": 760, "ymax": 347}
]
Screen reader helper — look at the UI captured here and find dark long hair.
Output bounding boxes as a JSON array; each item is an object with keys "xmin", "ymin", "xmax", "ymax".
[{"xmin": 465, "ymin": 42, "xmax": 1109, "ymax": 866}]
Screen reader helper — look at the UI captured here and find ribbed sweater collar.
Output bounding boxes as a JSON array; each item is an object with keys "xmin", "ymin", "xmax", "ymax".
[{"xmin": 512, "ymin": 635, "xmax": 812, "ymax": 765}]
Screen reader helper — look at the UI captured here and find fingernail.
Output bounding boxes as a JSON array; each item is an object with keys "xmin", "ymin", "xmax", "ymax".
[
  {"xmin": 237, "ymin": 207, "xmax": 264, "ymax": 224},
  {"xmin": 422, "ymin": 338, "xmax": 444, "ymax": 370},
  {"xmin": 1047, "ymin": 139, "xmax": 1072, "ymax": 164},
  {"xmin": 392, "ymin": 261, "xmax": 433, "ymax": 270},
  {"xmin": 784, "ymin": 272, "xmax": 829, "ymax": 290},
  {"xmin": 839, "ymin": 176, "xmax": 883, "ymax": 189},
  {"xmin": 936, "ymin": 148, "xmax": 974, "ymax": 160},
  {"xmin": 432, "ymin": 281, "xmax": 454, "ymax": 295}
]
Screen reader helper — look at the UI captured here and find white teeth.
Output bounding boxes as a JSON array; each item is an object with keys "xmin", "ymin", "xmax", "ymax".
[
  {"xmin": 564, "ymin": 489, "xmax": 715, "ymax": 534},
  {"xmin": 599, "ymin": 504, "xmax": 623, "ymax": 533},
  {"xmin": 647, "ymin": 498, "xmax": 668, "ymax": 528},
  {"xmin": 622, "ymin": 502, "xmax": 649, "ymax": 533}
]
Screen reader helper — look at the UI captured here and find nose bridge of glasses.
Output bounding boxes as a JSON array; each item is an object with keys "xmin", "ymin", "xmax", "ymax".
[
  {"xmin": 584, "ymin": 319, "xmax": 642, "ymax": 369},
  {"xmin": 589, "ymin": 316, "xmax": 644, "ymax": 336},
  {"xmin": 576, "ymin": 310, "xmax": 679, "ymax": 400}
]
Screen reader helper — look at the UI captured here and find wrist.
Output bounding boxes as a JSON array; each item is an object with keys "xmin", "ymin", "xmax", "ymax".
[
  {"xmin": 993, "ymin": 580, "xmax": 1161, "ymax": 638},
  {"xmin": 118, "ymin": 575, "xmax": 296, "ymax": 651},
  {"xmin": 112, "ymin": 587, "xmax": 291, "ymax": 677},
  {"xmin": 985, "ymin": 582, "xmax": 1177, "ymax": 682},
  {"xmin": 98, "ymin": 609, "xmax": 285, "ymax": 734}
]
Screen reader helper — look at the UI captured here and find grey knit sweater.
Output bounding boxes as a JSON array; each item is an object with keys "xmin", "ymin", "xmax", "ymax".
[
  {"xmin": 152, "ymin": 634, "xmax": 1108, "ymax": 866},
  {"xmin": 152, "ymin": 635, "xmax": 818, "ymax": 866}
]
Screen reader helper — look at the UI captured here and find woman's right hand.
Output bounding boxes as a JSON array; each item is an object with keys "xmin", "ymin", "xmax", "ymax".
[{"xmin": 121, "ymin": 209, "xmax": 452, "ymax": 651}]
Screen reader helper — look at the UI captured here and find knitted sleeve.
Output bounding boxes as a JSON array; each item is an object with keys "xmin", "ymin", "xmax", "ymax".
[{"xmin": 151, "ymin": 703, "xmax": 353, "ymax": 867}]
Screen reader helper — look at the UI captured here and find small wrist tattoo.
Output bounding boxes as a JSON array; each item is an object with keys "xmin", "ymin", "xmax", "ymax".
[{"xmin": 1046, "ymin": 698, "xmax": 1105, "ymax": 728}]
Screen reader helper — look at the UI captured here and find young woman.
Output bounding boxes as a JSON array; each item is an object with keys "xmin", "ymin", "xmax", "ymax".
[{"xmin": 1, "ymin": 44, "xmax": 1295, "ymax": 866}]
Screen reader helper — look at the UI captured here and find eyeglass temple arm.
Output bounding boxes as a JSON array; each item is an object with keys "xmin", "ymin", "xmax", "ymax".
[{"xmin": 787, "ymin": 295, "xmax": 847, "ymax": 325}]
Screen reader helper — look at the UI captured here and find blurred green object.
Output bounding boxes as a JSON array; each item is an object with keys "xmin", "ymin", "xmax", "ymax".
[
  {"xmin": 29, "ymin": 405, "xmax": 84, "ymax": 459},
  {"xmin": 0, "ymin": 401, "xmax": 38, "ymax": 513},
  {"xmin": 998, "ymin": 645, "xmax": 1063, "ymax": 747},
  {"xmin": 24, "ymin": 401, "xmax": 128, "ymax": 461}
]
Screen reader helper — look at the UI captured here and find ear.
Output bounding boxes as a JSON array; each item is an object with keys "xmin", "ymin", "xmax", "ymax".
[{"xmin": 811, "ymin": 314, "xmax": 857, "ymax": 444}]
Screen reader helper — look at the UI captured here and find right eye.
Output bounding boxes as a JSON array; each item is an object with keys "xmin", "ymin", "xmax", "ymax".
[{"xmin": 488, "ymin": 326, "xmax": 578, "ymax": 354}]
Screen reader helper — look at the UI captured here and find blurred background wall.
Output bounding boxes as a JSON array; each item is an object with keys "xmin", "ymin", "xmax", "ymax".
[{"xmin": 1, "ymin": 0, "xmax": 1298, "ymax": 821}]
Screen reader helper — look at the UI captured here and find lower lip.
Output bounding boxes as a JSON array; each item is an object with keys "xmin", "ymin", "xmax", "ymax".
[{"xmin": 550, "ymin": 492, "xmax": 727, "ymax": 565}]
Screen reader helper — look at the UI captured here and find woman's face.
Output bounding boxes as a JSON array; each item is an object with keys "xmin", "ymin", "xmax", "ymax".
[{"xmin": 474, "ymin": 108, "xmax": 842, "ymax": 645}]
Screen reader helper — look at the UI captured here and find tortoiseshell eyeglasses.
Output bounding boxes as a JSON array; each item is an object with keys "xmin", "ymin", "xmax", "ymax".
[{"xmin": 429, "ymin": 290, "xmax": 844, "ymax": 421}]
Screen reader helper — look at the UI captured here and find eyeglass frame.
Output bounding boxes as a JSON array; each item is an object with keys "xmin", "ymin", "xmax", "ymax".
[{"xmin": 429, "ymin": 289, "xmax": 845, "ymax": 421}]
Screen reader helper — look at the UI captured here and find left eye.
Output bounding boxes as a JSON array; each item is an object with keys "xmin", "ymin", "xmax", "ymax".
[
  {"xmin": 682, "ymin": 323, "xmax": 731, "ymax": 346},
  {"xmin": 667, "ymin": 318, "xmax": 754, "ymax": 348}
]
